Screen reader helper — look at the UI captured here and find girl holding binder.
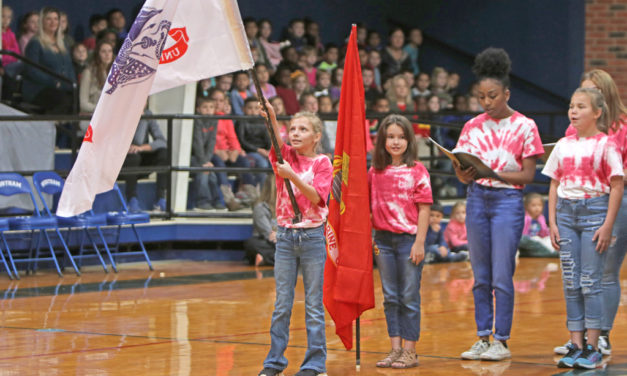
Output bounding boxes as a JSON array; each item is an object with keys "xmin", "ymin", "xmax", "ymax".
[{"xmin": 452, "ymin": 48, "xmax": 544, "ymax": 361}]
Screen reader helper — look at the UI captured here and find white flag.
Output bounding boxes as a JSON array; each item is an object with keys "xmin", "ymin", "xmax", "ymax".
[
  {"xmin": 57, "ymin": 0, "xmax": 253, "ymax": 216},
  {"xmin": 151, "ymin": 0, "xmax": 253, "ymax": 94}
]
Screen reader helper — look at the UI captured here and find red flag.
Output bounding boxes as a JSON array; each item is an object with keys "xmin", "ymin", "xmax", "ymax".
[{"xmin": 323, "ymin": 25, "xmax": 374, "ymax": 350}]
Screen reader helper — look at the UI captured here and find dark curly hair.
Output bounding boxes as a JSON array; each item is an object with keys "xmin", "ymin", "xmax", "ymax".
[{"xmin": 472, "ymin": 47, "xmax": 511, "ymax": 88}]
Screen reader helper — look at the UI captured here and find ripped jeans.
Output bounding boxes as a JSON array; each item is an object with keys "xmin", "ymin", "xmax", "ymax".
[{"xmin": 556, "ymin": 195, "xmax": 609, "ymax": 332}]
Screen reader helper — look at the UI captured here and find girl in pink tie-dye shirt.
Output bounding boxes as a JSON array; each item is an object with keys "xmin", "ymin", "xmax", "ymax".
[
  {"xmin": 454, "ymin": 48, "xmax": 544, "ymax": 362},
  {"xmin": 258, "ymin": 102, "xmax": 332, "ymax": 376},
  {"xmin": 369, "ymin": 114, "xmax": 432, "ymax": 369},
  {"xmin": 554, "ymin": 69, "xmax": 627, "ymax": 358},
  {"xmin": 542, "ymin": 88, "xmax": 624, "ymax": 369}
]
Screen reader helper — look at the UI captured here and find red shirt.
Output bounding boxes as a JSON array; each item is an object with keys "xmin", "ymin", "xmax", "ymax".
[
  {"xmin": 214, "ymin": 112, "xmax": 242, "ymax": 151},
  {"xmin": 369, "ymin": 163, "xmax": 433, "ymax": 234}
]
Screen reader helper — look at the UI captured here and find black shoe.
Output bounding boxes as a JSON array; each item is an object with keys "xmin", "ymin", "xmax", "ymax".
[{"xmin": 258, "ymin": 367, "xmax": 283, "ymax": 376}]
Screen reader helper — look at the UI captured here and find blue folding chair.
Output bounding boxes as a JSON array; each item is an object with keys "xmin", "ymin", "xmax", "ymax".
[
  {"xmin": 0, "ymin": 173, "xmax": 79, "ymax": 278},
  {"xmin": 0, "ymin": 219, "xmax": 15, "ymax": 279},
  {"xmin": 100, "ymin": 184, "xmax": 153, "ymax": 270},
  {"xmin": 33, "ymin": 171, "xmax": 115, "ymax": 273}
]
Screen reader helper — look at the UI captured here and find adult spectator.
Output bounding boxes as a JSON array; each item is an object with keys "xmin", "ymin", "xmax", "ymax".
[
  {"xmin": 380, "ymin": 27, "xmax": 412, "ymax": 80},
  {"xmin": 21, "ymin": 7, "xmax": 75, "ymax": 114}
]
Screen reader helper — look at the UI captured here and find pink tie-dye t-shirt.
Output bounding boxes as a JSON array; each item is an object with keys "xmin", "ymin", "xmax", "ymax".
[
  {"xmin": 270, "ymin": 143, "xmax": 332, "ymax": 228},
  {"xmin": 453, "ymin": 112, "xmax": 544, "ymax": 189},
  {"xmin": 368, "ymin": 163, "xmax": 433, "ymax": 234},
  {"xmin": 565, "ymin": 119, "xmax": 627, "ymax": 168},
  {"xmin": 542, "ymin": 133, "xmax": 624, "ymax": 199}
]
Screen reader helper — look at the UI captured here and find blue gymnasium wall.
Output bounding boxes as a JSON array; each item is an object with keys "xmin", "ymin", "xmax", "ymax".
[{"xmin": 9, "ymin": 0, "xmax": 584, "ymax": 135}]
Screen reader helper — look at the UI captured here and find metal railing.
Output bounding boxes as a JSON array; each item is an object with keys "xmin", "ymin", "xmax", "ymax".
[{"xmin": 1, "ymin": 111, "xmax": 559, "ymax": 219}]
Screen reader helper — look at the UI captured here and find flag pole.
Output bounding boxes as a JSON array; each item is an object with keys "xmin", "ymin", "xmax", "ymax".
[
  {"xmin": 249, "ymin": 66, "xmax": 302, "ymax": 223},
  {"xmin": 356, "ymin": 317, "xmax": 361, "ymax": 371}
]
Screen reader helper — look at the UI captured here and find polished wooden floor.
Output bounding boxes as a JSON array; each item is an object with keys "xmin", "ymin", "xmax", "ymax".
[{"xmin": 0, "ymin": 257, "xmax": 625, "ymax": 375}]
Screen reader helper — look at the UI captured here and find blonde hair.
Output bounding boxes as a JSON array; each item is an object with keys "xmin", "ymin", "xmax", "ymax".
[
  {"xmin": 431, "ymin": 66, "xmax": 448, "ymax": 90},
  {"xmin": 36, "ymin": 7, "xmax": 66, "ymax": 53},
  {"xmin": 385, "ymin": 74, "xmax": 412, "ymax": 105},
  {"xmin": 291, "ymin": 111, "xmax": 323, "ymax": 153},
  {"xmin": 573, "ymin": 87, "xmax": 610, "ymax": 133},
  {"xmin": 451, "ymin": 201, "xmax": 466, "ymax": 215},
  {"xmin": 581, "ymin": 69, "xmax": 627, "ymax": 131}
]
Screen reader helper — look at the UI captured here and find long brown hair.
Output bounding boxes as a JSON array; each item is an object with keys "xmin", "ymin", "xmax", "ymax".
[
  {"xmin": 581, "ymin": 69, "xmax": 627, "ymax": 131},
  {"xmin": 89, "ymin": 40, "xmax": 115, "ymax": 87},
  {"xmin": 372, "ymin": 114, "xmax": 417, "ymax": 170}
]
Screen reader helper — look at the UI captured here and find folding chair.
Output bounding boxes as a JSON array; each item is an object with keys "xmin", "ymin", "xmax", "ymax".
[
  {"xmin": 0, "ymin": 219, "xmax": 15, "ymax": 279},
  {"xmin": 100, "ymin": 184, "xmax": 153, "ymax": 270},
  {"xmin": 33, "ymin": 171, "xmax": 115, "ymax": 273},
  {"xmin": 0, "ymin": 173, "xmax": 79, "ymax": 278}
]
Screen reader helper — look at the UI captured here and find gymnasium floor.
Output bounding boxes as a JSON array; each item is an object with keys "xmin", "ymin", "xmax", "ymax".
[{"xmin": 0, "ymin": 257, "xmax": 624, "ymax": 375}]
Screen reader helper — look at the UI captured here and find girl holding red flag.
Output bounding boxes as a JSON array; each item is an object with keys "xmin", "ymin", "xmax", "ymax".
[
  {"xmin": 369, "ymin": 114, "xmax": 432, "ymax": 369},
  {"xmin": 257, "ymin": 101, "xmax": 332, "ymax": 376}
]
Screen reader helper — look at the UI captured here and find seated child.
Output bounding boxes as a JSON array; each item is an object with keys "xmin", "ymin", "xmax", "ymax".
[
  {"xmin": 518, "ymin": 193, "xmax": 557, "ymax": 257},
  {"xmin": 209, "ymin": 88, "xmax": 257, "ymax": 206},
  {"xmin": 244, "ymin": 174, "xmax": 277, "ymax": 266},
  {"xmin": 237, "ymin": 97, "xmax": 271, "ymax": 187},
  {"xmin": 230, "ymin": 71, "xmax": 253, "ymax": 115},
  {"xmin": 425, "ymin": 203, "xmax": 469, "ymax": 263},
  {"xmin": 191, "ymin": 97, "xmax": 227, "ymax": 211},
  {"xmin": 443, "ymin": 201, "xmax": 468, "ymax": 253}
]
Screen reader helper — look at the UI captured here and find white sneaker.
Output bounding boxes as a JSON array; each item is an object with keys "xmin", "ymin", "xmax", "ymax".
[
  {"xmin": 461, "ymin": 340, "xmax": 490, "ymax": 360},
  {"xmin": 480, "ymin": 341, "xmax": 511, "ymax": 361},
  {"xmin": 598, "ymin": 335, "xmax": 611, "ymax": 356},
  {"xmin": 554, "ymin": 339, "xmax": 571, "ymax": 355}
]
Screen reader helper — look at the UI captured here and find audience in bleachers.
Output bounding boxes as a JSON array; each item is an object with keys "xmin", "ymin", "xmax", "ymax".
[
  {"xmin": 121, "ymin": 106, "xmax": 169, "ymax": 213},
  {"xmin": 237, "ymin": 97, "xmax": 271, "ymax": 187},
  {"xmin": 6, "ymin": 6, "xmax": 492, "ymax": 215},
  {"xmin": 18, "ymin": 11, "xmax": 38, "ymax": 53},
  {"xmin": 106, "ymin": 8, "xmax": 127, "ymax": 40},
  {"xmin": 2, "ymin": 5, "xmax": 21, "ymax": 67},
  {"xmin": 191, "ymin": 97, "xmax": 229, "ymax": 211},
  {"xmin": 380, "ymin": 27, "xmax": 412, "ymax": 80},
  {"xmin": 79, "ymin": 40, "xmax": 114, "ymax": 132},
  {"xmin": 21, "ymin": 7, "xmax": 75, "ymax": 114},
  {"xmin": 82, "ymin": 14, "xmax": 107, "ymax": 51}
]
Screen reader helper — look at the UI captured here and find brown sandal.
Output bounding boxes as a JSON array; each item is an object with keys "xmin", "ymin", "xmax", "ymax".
[
  {"xmin": 391, "ymin": 349, "xmax": 419, "ymax": 369},
  {"xmin": 375, "ymin": 348, "xmax": 402, "ymax": 368}
]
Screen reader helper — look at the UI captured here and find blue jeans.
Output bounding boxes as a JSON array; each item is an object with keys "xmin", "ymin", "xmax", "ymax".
[
  {"xmin": 264, "ymin": 226, "xmax": 327, "ymax": 373},
  {"xmin": 425, "ymin": 244, "xmax": 466, "ymax": 263},
  {"xmin": 374, "ymin": 230, "xmax": 423, "ymax": 341},
  {"xmin": 193, "ymin": 172, "xmax": 222, "ymax": 206},
  {"xmin": 602, "ymin": 191, "xmax": 627, "ymax": 331},
  {"xmin": 466, "ymin": 183, "xmax": 524, "ymax": 341},
  {"xmin": 211, "ymin": 154, "xmax": 254, "ymax": 186},
  {"xmin": 246, "ymin": 151, "xmax": 270, "ymax": 186},
  {"xmin": 557, "ymin": 195, "xmax": 609, "ymax": 331}
]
